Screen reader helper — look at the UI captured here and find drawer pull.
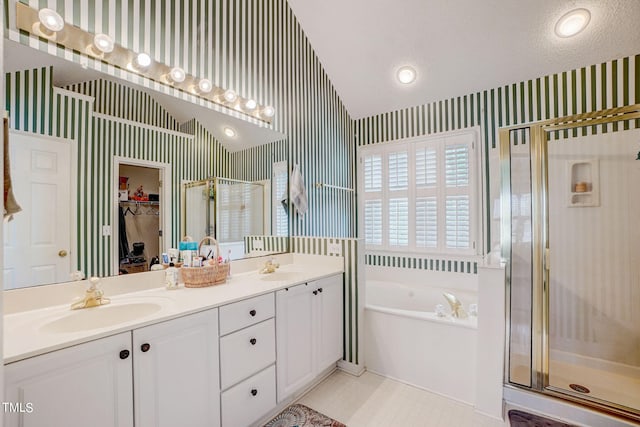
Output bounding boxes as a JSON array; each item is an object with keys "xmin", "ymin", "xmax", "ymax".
[
  {"xmin": 313, "ymin": 290, "xmax": 318, "ymax": 295},
  {"xmin": 250, "ymin": 338, "xmax": 257, "ymax": 345},
  {"xmin": 250, "ymin": 388, "xmax": 258, "ymax": 396},
  {"xmin": 249, "ymin": 309, "xmax": 257, "ymax": 317},
  {"xmin": 318, "ymin": 287, "xmax": 323, "ymax": 293},
  {"xmin": 140, "ymin": 343, "xmax": 151, "ymax": 353},
  {"xmin": 119, "ymin": 349, "xmax": 130, "ymax": 360}
]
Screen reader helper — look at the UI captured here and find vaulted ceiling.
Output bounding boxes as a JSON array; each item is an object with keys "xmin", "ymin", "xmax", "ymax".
[{"xmin": 287, "ymin": 0, "xmax": 640, "ymax": 119}]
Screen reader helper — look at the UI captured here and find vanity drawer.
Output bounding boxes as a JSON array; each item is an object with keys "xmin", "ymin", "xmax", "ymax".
[
  {"xmin": 219, "ymin": 293, "xmax": 274, "ymax": 336},
  {"xmin": 220, "ymin": 318, "xmax": 276, "ymax": 390},
  {"xmin": 221, "ymin": 365, "xmax": 276, "ymax": 427}
]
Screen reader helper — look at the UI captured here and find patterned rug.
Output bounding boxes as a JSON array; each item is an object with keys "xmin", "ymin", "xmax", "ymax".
[
  {"xmin": 508, "ymin": 409, "xmax": 577, "ymax": 427},
  {"xmin": 264, "ymin": 403, "xmax": 346, "ymax": 427}
]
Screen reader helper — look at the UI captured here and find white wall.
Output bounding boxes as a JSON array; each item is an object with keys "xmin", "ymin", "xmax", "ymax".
[{"xmin": 547, "ymin": 128, "xmax": 640, "ymax": 366}]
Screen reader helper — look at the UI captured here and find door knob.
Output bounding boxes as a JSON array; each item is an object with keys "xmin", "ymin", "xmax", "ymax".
[{"xmin": 58, "ymin": 250, "xmax": 68, "ymax": 258}]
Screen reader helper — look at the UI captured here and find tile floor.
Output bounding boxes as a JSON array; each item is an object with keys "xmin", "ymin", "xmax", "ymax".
[{"xmin": 297, "ymin": 370, "xmax": 507, "ymax": 427}]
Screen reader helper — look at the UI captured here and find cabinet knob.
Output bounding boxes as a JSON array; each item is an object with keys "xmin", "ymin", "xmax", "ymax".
[
  {"xmin": 119, "ymin": 349, "xmax": 130, "ymax": 360},
  {"xmin": 141, "ymin": 343, "xmax": 151, "ymax": 353},
  {"xmin": 313, "ymin": 290, "xmax": 318, "ymax": 295},
  {"xmin": 250, "ymin": 338, "xmax": 257, "ymax": 345},
  {"xmin": 250, "ymin": 388, "xmax": 258, "ymax": 397},
  {"xmin": 318, "ymin": 287, "xmax": 323, "ymax": 293},
  {"xmin": 249, "ymin": 309, "xmax": 256, "ymax": 317}
]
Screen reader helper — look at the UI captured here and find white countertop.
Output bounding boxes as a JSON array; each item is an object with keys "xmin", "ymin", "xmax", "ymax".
[{"xmin": 4, "ymin": 262, "xmax": 343, "ymax": 364}]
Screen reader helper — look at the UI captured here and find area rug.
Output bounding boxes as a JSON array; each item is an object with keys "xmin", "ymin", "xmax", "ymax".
[
  {"xmin": 263, "ymin": 403, "xmax": 346, "ymax": 427},
  {"xmin": 508, "ymin": 409, "xmax": 577, "ymax": 427}
]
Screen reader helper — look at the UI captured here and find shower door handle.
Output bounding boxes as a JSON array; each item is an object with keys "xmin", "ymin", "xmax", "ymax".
[{"xmin": 544, "ymin": 248, "xmax": 550, "ymax": 270}]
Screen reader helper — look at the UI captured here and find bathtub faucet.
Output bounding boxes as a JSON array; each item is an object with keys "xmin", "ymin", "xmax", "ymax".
[{"xmin": 442, "ymin": 292, "xmax": 468, "ymax": 319}]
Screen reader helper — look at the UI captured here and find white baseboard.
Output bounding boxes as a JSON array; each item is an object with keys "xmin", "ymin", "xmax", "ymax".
[{"xmin": 337, "ymin": 360, "xmax": 365, "ymax": 376}]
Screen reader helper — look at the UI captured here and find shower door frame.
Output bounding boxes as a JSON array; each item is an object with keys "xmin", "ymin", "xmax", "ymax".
[{"xmin": 499, "ymin": 104, "xmax": 640, "ymax": 422}]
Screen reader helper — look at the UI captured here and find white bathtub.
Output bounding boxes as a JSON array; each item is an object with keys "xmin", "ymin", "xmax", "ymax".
[{"xmin": 365, "ymin": 280, "xmax": 479, "ymax": 404}]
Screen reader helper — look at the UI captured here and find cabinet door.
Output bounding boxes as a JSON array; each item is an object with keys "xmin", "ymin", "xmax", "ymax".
[
  {"xmin": 276, "ymin": 283, "xmax": 314, "ymax": 402},
  {"xmin": 4, "ymin": 332, "xmax": 133, "ymax": 427},
  {"xmin": 133, "ymin": 309, "xmax": 220, "ymax": 427},
  {"xmin": 313, "ymin": 274, "xmax": 344, "ymax": 371}
]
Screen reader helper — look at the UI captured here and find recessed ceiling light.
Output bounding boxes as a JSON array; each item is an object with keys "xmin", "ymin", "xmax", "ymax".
[
  {"xmin": 224, "ymin": 89, "xmax": 238, "ymax": 103},
  {"xmin": 38, "ymin": 8, "xmax": 64, "ymax": 33},
  {"xmin": 555, "ymin": 8, "xmax": 591, "ymax": 38},
  {"xmin": 169, "ymin": 67, "xmax": 186, "ymax": 83},
  {"xmin": 93, "ymin": 34, "xmax": 114, "ymax": 53},
  {"xmin": 198, "ymin": 78, "xmax": 213, "ymax": 93},
  {"xmin": 135, "ymin": 53, "xmax": 152, "ymax": 69},
  {"xmin": 397, "ymin": 66, "xmax": 417, "ymax": 84},
  {"xmin": 224, "ymin": 127, "xmax": 236, "ymax": 138}
]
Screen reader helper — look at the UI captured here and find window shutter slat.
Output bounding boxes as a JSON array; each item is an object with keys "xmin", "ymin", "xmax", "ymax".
[
  {"xmin": 388, "ymin": 151, "xmax": 408, "ymax": 191},
  {"xmin": 364, "ymin": 199, "xmax": 383, "ymax": 245},
  {"xmin": 445, "ymin": 144, "xmax": 469, "ymax": 187},
  {"xmin": 445, "ymin": 195, "xmax": 470, "ymax": 248},
  {"xmin": 364, "ymin": 155, "xmax": 382, "ymax": 192},
  {"xmin": 416, "ymin": 147, "xmax": 437, "ymax": 187},
  {"xmin": 388, "ymin": 197, "xmax": 408, "ymax": 246},
  {"xmin": 416, "ymin": 197, "xmax": 437, "ymax": 248}
]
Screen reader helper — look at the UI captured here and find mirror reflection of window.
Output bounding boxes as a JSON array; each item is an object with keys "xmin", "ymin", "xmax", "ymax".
[{"xmin": 272, "ymin": 161, "xmax": 289, "ymax": 237}]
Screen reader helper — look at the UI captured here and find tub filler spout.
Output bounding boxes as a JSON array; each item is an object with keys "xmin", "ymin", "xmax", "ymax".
[{"xmin": 442, "ymin": 292, "xmax": 468, "ymax": 319}]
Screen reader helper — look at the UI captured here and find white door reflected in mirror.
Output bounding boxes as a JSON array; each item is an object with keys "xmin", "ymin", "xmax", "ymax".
[{"xmin": 4, "ymin": 132, "xmax": 72, "ymax": 289}]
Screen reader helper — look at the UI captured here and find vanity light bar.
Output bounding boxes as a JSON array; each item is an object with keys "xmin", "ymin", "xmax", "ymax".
[{"xmin": 16, "ymin": 2, "xmax": 275, "ymax": 123}]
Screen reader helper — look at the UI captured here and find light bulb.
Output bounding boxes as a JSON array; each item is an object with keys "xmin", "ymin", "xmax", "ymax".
[
  {"xmin": 262, "ymin": 105, "xmax": 275, "ymax": 118},
  {"xmin": 169, "ymin": 67, "xmax": 186, "ymax": 83},
  {"xmin": 224, "ymin": 127, "xmax": 236, "ymax": 138},
  {"xmin": 135, "ymin": 53, "xmax": 152, "ymax": 68},
  {"xmin": 244, "ymin": 99, "xmax": 257, "ymax": 111},
  {"xmin": 397, "ymin": 66, "xmax": 417, "ymax": 84},
  {"xmin": 198, "ymin": 78, "xmax": 213, "ymax": 93},
  {"xmin": 555, "ymin": 9, "xmax": 591, "ymax": 38},
  {"xmin": 93, "ymin": 34, "xmax": 114, "ymax": 53},
  {"xmin": 224, "ymin": 89, "xmax": 237, "ymax": 103},
  {"xmin": 38, "ymin": 8, "xmax": 64, "ymax": 33}
]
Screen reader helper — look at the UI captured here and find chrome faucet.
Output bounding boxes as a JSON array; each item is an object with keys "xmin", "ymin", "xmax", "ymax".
[
  {"xmin": 71, "ymin": 277, "xmax": 111, "ymax": 310},
  {"xmin": 442, "ymin": 292, "xmax": 468, "ymax": 319},
  {"xmin": 258, "ymin": 258, "xmax": 280, "ymax": 274}
]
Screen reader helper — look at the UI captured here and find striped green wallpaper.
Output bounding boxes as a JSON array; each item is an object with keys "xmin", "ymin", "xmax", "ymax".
[
  {"xmin": 5, "ymin": 66, "xmax": 231, "ymax": 277},
  {"xmin": 5, "ymin": 0, "xmax": 356, "ymax": 238},
  {"xmin": 355, "ymin": 55, "xmax": 639, "ymax": 148},
  {"xmin": 66, "ymin": 79, "xmax": 181, "ymax": 131}
]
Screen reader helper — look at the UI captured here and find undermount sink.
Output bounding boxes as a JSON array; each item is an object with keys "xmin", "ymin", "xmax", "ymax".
[
  {"xmin": 40, "ymin": 302, "xmax": 163, "ymax": 334},
  {"xmin": 259, "ymin": 271, "xmax": 301, "ymax": 282}
]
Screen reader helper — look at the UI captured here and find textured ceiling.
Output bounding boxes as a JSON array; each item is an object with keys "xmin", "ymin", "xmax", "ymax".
[{"xmin": 287, "ymin": 0, "xmax": 640, "ymax": 119}]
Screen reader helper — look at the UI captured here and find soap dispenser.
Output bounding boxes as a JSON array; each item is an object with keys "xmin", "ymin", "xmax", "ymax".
[{"xmin": 165, "ymin": 263, "xmax": 179, "ymax": 290}]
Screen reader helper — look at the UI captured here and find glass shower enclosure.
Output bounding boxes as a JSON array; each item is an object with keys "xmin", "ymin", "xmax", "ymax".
[{"xmin": 500, "ymin": 105, "xmax": 640, "ymax": 422}]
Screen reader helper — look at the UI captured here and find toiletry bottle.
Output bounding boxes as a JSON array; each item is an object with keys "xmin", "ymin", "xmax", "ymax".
[
  {"xmin": 226, "ymin": 249, "xmax": 232, "ymax": 278},
  {"xmin": 165, "ymin": 263, "xmax": 178, "ymax": 290}
]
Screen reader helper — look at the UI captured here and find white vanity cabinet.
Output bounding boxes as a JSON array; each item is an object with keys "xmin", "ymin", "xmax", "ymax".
[
  {"xmin": 4, "ymin": 309, "xmax": 220, "ymax": 427},
  {"xmin": 276, "ymin": 274, "xmax": 343, "ymax": 402},
  {"xmin": 4, "ymin": 332, "xmax": 134, "ymax": 427},
  {"xmin": 133, "ymin": 309, "xmax": 220, "ymax": 427},
  {"xmin": 219, "ymin": 293, "xmax": 277, "ymax": 427}
]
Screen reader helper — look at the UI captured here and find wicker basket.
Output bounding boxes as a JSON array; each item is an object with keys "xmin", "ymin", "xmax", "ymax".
[{"xmin": 181, "ymin": 236, "xmax": 229, "ymax": 288}]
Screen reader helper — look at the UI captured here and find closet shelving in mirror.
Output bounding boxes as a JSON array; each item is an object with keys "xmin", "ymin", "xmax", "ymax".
[{"xmin": 15, "ymin": 2, "xmax": 275, "ymax": 124}]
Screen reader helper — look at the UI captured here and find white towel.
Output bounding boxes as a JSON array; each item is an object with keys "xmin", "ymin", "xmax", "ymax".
[{"xmin": 289, "ymin": 164, "xmax": 308, "ymax": 216}]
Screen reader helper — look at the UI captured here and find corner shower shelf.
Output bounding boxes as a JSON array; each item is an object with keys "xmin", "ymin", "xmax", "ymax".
[{"xmin": 567, "ymin": 160, "xmax": 599, "ymax": 207}]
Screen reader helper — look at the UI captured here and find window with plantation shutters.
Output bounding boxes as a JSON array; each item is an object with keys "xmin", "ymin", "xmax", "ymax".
[{"xmin": 358, "ymin": 130, "xmax": 479, "ymax": 255}]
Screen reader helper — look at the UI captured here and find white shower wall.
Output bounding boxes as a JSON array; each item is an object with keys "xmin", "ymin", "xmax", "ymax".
[{"xmin": 547, "ymin": 128, "xmax": 640, "ymax": 367}]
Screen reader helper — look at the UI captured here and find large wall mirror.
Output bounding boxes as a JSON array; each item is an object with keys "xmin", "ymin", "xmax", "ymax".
[{"xmin": 3, "ymin": 40, "xmax": 289, "ymax": 290}]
